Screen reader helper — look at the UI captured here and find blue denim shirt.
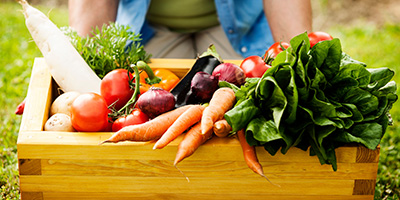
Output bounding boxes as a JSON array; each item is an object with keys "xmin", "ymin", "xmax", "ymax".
[{"xmin": 116, "ymin": 0, "xmax": 274, "ymax": 58}]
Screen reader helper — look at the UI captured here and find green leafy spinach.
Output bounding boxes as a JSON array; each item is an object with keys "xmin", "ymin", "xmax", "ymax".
[{"xmin": 224, "ymin": 32, "xmax": 398, "ymax": 171}]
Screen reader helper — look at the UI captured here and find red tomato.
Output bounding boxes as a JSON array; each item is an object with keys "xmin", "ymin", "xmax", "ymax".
[
  {"xmin": 71, "ymin": 93, "xmax": 110, "ymax": 132},
  {"xmin": 111, "ymin": 109, "xmax": 149, "ymax": 132},
  {"xmin": 101, "ymin": 69, "xmax": 134, "ymax": 110},
  {"xmin": 239, "ymin": 55, "xmax": 270, "ymax": 78},
  {"xmin": 263, "ymin": 42, "xmax": 290, "ymax": 58},
  {"xmin": 308, "ymin": 31, "xmax": 333, "ymax": 48}
]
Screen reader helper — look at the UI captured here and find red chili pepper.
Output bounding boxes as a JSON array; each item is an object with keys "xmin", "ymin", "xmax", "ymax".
[{"xmin": 15, "ymin": 98, "xmax": 26, "ymax": 115}]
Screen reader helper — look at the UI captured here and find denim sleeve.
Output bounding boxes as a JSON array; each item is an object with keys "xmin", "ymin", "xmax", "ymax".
[
  {"xmin": 215, "ymin": 0, "xmax": 274, "ymax": 57},
  {"xmin": 116, "ymin": 0, "xmax": 154, "ymax": 45}
]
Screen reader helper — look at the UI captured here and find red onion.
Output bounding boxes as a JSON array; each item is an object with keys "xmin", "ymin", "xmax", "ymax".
[
  {"xmin": 136, "ymin": 87, "xmax": 176, "ymax": 119},
  {"xmin": 190, "ymin": 72, "xmax": 219, "ymax": 102},
  {"xmin": 212, "ymin": 63, "xmax": 246, "ymax": 86}
]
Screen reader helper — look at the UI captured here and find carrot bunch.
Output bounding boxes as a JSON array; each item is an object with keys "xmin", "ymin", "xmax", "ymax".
[{"xmin": 101, "ymin": 87, "xmax": 274, "ymax": 183}]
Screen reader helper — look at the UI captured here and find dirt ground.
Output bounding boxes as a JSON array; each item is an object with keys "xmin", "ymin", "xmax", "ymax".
[{"xmin": 312, "ymin": 0, "xmax": 400, "ymax": 30}]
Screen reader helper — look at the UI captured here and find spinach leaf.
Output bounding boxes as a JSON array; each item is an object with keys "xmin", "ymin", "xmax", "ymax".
[{"xmin": 225, "ymin": 32, "xmax": 398, "ymax": 171}]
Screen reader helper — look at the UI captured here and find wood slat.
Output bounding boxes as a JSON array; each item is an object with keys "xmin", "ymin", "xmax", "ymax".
[
  {"xmin": 19, "ymin": 175, "xmax": 355, "ymax": 196},
  {"xmin": 38, "ymin": 159, "xmax": 378, "ymax": 180},
  {"xmin": 18, "ymin": 58, "xmax": 52, "ymax": 133},
  {"xmin": 148, "ymin": 58, "xmax": 242, "ymax": 78},
  {"xmin": 17, "ymin": 130, "xmax": 361, "ymax": 163},
  {"xmin": 43, "ymin": 192, "xmax": 373, "ymax": 200}
]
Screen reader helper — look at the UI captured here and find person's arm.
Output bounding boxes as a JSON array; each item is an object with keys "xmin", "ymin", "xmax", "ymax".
[
  {"xmin": 263, "ymin": 0, "xmax": 312, "ymax": 42},
  {"xmin": 68, "ymin": 0, "xmax": 119, "ymax": 36}
]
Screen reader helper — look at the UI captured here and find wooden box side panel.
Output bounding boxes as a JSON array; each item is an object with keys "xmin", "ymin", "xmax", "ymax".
[{"xmin": 19, "ymin": 58, "xmax": 52, "ymax": 133}]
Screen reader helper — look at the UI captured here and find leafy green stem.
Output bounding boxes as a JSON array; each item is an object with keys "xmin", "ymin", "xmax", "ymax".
[
  {"xmin": 117, "ymin": 64, "xmax": 141, "ymax": 115},
  {"xmin": 136, "ymin": 60, "xmax": 162, "ymax": 85}
]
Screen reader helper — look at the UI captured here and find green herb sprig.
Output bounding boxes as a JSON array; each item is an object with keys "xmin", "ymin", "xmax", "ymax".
[{"xmin": 62, "ymin": 23, "xmax": 151, "ymax": 79}]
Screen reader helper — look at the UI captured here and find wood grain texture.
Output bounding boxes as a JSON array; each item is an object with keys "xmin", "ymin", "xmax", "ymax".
[
  {"xmin": 20, "ymin": 175, "xmax": 355, "ymax": 195},
  {"xmin": 353, "ymin": 179, "xmax": 376, "ymax": 195},
  {"xmin": 18, "ymin": 58, "xmax": 52, "ymax": 133},
  {"xmin": 42, "ymin": 193, "xmax": 373, "ymax": 200},
  {"xmin": 17, "ymin": 131, "xmax": 360, "ymax": 163},
  {"xmin": 38, "ymin": 159, "xmax": 378, "ymax": 179},
  {"xmin": 20, "ymin": 192, "xmax": 43, "ymax": 200},
  {"xmin": 356, "ymin": 145, "xmax": 380, "ymax": 163},
  {"xmin": 19, "ymin": 159, "xmax": 41, "ymax": 175},
  {"xmin": 148, "ymin": 58, "xmax": 242, "ymax": 78}
]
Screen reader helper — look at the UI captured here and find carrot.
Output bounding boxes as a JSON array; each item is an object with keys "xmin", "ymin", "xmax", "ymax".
[
  {"xmin": 213, "ymin": 119, "xmax": 232, "ymax": 138},
  {"xmin": 174, "ymin": 122, "xmax": 213, "ymax": 166},
  {"xmin": 101, "ymin": 105, "xmax": 192, "ymax": 144},
  {"xmin": 18, "ymin": 0, "xmax": 101, "ymax": 94},
  {"xmin": 153, "ymin": 105, "xmax": 205, "ymax": 149},
  {"xmin": 237, "ymin": 129, "xmax": 279, "ymax": 186},
  {"xmin": 201, "ymin": 87, "xmax": 235, "ymax": 135}
]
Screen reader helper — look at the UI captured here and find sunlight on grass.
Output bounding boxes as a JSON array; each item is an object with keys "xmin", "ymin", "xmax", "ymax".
[
  {"xmin": 0, "ymin": 2, "xmax": 68, "ymax": 199},
  {"xmin": 328, "ymin": 23, "xmax": 400, "ymax": 200}
]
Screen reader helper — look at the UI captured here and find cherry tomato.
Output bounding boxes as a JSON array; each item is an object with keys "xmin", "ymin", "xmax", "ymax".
[
  {"xmin": 111, "ymin": 109, "xmax": 149, "ymax": 132},
  {"xmin": 71, "ymin": 93, "xmax": 110, "ymax": 132},
  {"xmin": 263, "ymin": 42, "xmax": 290, "ymax": 59},
  {"xmin": 308, "ymin": 31, "xmax": 333, "ymax": 48},
  {"xmin": 101, "ymin": 69, "xmax": 134, "ymax": 110},
  {"xmin": 239, "ymin": 55, "xmax": 270, "ymax": 78}
]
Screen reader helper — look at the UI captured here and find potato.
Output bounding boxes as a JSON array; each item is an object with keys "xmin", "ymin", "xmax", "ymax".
[
  {"xmin": 50, "ymin": 91, "xmax": 80, "ymax": 116},
  {"xmin": 44, "ymin": 113, "xmax": 75, "ymax": 132}
]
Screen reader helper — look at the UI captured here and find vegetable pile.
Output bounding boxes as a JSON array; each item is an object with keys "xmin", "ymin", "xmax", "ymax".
[
  {"xmin": 19, "ymin": 1, "xmax": 398, "ymax": 181},
  {"xmin": 224, "ymin": 32, "xmax": 398, "ymax": 170}
]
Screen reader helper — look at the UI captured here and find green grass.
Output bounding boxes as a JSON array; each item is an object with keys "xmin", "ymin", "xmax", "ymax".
[
  {"xmin": 329, "ymin": 24, "xmax": 400, "ymax": 200},
  {"xmin": 0, "ymin": 2, "xmax": 68, "ymax": 199},
  {"xmin": 0, "ymin": 2, "xmax": 399, "ymax": 200}
]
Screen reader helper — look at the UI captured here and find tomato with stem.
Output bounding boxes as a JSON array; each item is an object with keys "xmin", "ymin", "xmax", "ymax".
[
  {"xmin": 111, "ymin": 109, "xmax": 149, "ymax": 132},
  {"xmin": 263, "ymin": 41, "xmax": 290, "ymax": 59},
  {"xmin": 101, "ymin": 69, "xmax": 134, "ymax": 110}
]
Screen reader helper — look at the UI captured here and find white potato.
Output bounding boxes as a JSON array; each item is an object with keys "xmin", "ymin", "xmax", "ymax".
[
  {"xmin": 50, "ymin": 91, "xmax": 80, "ymax": 116},
  {"xmin": 44, "ymin": 113, "xmax": 75, "ymax": 132}
]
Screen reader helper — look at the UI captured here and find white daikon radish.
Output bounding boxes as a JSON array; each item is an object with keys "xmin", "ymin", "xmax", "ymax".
[{"xmin": 19, "ymin": 0, "xmax": 101, "ymax": 94}]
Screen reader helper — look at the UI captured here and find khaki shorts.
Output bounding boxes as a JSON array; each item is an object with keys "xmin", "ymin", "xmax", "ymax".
[{"xmin": 144, "ymin": 25, "xmax": 243, "ymax": 59}]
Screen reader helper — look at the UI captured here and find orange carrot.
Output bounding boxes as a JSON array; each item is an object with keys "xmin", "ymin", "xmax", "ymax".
[
  {"xmin": 153, "ymin": 105, "xmax": 205, "ymax": 149},
  {"xmin": 174, "ymin": 122, "xmax": 213, "ymax": 166},
  {"xmin": 237, "ymin": 129, "xmax": 279, "ymax": 186},
  {"xmin": 213, "ymin": 119, "xmax": 232, "ymax": 138},
  {"xmin": 101, "ymin": 105, "xmax": 192, "ymax": 144},
  {"xmin": 201, "ymin": 87, "xmax": 235, "ymax": 135}
]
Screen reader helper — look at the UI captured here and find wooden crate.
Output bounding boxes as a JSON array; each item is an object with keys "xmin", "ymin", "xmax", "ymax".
[{"xmin": 18, "ymin": 58, "xmax": 380, "ymax": 200}]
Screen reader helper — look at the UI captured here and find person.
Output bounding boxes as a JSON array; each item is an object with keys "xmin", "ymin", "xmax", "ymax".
[{"xmin": 68, "ymin": 0, "xmax": 312, "ymax": 59}]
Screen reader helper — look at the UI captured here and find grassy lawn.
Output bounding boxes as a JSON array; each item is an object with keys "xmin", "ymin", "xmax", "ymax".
[
  {"xmin": 1, "ymin": 2, "xmax": 399, "ymax": 200},
  {"xmin": 0, "ymin": 2, "xmax": 68, "ymax": 199},
  {"xmin": 331, "ymin": 25, "xmax": 400, "ymax": 199}
]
